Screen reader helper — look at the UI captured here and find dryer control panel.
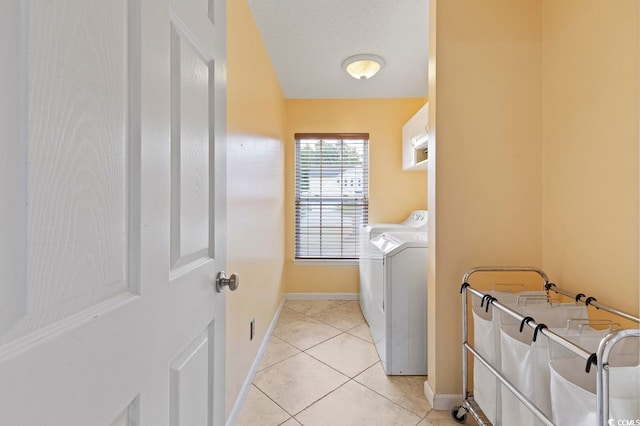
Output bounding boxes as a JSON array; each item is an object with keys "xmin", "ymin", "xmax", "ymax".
[{"xmin": 401, "ymin": 210, "xmax": 428, "ymax": 228}]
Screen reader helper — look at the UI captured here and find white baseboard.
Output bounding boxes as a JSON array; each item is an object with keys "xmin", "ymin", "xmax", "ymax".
[
  {"xmin": 285, "ymin": 292, "xmax": 358, "ymax": 300},
  {"xmin": 424, "ymin": 380, "xmax": 462, "ymax": 411},
  {"xmin": 226, "ymin": 298, "xmax": 286, "ymax": 426}
]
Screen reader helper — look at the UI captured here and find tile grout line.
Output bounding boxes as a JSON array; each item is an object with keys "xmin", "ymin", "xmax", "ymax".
[
  {"xmin": 252, "ymin": 328, "xmax": 352, "ymax": 421},
  {"xmin": 343, "ymin": 328, "xmax": 374, "ymax": 344},
  {"xmin": 351, "ymin": 373, "xmax": 432, "ymax": 421},
  {"xmin": 295, "ymin": 322, "xmax": 430, "ymax": 421},
  {"xmin": 301, "ymin": 336, "xmax": 378, "ymax": 380},
  {"xmin": 285, "ymin": 319, "xmax": 428, "ymax": 422},
  {"xmin": 291, "ymin": 379, "xmax": 354, "ymax": 421},
  {"xmin": 264, "ymin": 304, "xmax": 370, "ymax": 421},
  {"xmin": 254, "ymin": 300, "xmax": 433, "ymax": 426},
  {"xmin": 284, "ymin": 301, "xmax": 368, "ymax": 336},
  {"xmin": 255, "ymin": 349, "xmax": 301, "ymax": 374},
  {"xmin": 292, "ymin": 374, "xmax": 428, "ymax": 425},
  {"xmin": 251, "ymin": 382, "xmax": 297, "ymax": 420},
  {"xmin": 283, "ymin": 299, "xmax": 350, "ymax": 317}
]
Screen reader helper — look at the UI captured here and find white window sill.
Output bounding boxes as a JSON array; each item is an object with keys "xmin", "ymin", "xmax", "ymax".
[{"xmin": 293, "ymin": 259, "xmax": 359, "ymax": 266}]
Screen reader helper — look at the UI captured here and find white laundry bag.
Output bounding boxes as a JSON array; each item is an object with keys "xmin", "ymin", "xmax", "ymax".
[
  {"xmin": 549, "ymin": 333, "xmax": 640, "ymax": 426},
  {"xmin": 472, "ymin": 303, "xmax": 499, "ymax": 425},
  {"xmin": 471, "ymin": 290, "xmax": 547, "ymax": 425},
  {"xmin": 499, "ymin": 304, "xmax": 589, "ymax": 426},
  {"xmin": 500, "ymin": 325, "xmax": 549, "ymax": 426}
]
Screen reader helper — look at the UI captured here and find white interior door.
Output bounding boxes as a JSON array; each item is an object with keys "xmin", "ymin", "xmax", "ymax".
[{"xmin": 0, "ymin": 0, "xmax": 228, "ymax": 424}]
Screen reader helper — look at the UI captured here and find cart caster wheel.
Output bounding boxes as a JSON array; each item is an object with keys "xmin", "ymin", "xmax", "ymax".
[{"xmin": 451, "ymin": 406, "xmax": 467, "ymax": 424}]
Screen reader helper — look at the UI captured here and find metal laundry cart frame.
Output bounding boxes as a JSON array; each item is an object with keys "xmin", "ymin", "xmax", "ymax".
[{"xmin": 452, "ymin": 266, "xmax": 640, "ymax": 426}]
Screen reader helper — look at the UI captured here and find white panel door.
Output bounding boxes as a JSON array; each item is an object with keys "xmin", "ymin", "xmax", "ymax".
[{"xmin": 0, "ymin": 0, "xmax": 228, "ymax": 424}]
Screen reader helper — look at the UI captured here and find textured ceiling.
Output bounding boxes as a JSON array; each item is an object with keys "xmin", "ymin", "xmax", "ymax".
[{"xmin": 247, "ymin": 0, "xmax": 430, "ymax": 99}]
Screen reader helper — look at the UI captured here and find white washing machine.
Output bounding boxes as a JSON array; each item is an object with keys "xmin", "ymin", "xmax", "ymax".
[
  {"xmin": 359, "ymin": 210, "xmax": 427, "ymax": 325},
  {"xmin": 369, "ymin": 231, "xmax": 428, "ymax": 375}
]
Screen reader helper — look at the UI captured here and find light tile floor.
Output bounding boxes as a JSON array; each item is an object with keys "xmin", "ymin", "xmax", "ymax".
[{"xmin": 235, "ymin": 300, "xmax": 469, "ymax": 426}]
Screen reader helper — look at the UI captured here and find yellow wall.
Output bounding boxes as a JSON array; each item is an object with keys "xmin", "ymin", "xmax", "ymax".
[
  {"xmin": 427, "ymin": 0, "xmax": 544, "ymax": 395},
  {"xmin": 542, "ymin": 0, "xmax": 639, "ymax": 320},
  {"xmin": 427, "ymin": 0, "xmax": 639, "ymax": 399},
  {"xmin": 283, "ymin": 98, "xmax": 428, "ymax": 293},
  {"xmin": 226, "ymin": 0, "xmax": 286, "ymax": 415}
]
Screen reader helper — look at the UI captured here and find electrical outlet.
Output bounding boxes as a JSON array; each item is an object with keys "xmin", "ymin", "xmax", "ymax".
[{"xmin": 250, "ymin": 318, "xmax": 255, "ymax": 341}]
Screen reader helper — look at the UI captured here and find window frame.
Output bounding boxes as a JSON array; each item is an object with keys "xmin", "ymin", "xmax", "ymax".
[{"xmin": 294, "ymin": 133, "xmax": 369, "ymax": 262}]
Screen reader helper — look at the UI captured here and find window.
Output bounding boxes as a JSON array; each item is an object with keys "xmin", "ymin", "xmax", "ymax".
[{"xmin": 295, "ymin": 133, "xmax": 369, "ymax": 260}]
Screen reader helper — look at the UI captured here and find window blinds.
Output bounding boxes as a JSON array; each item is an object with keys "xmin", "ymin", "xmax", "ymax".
[{"xmin": 294, "ymin": 134, "xmax": 369, "ymax": 259}]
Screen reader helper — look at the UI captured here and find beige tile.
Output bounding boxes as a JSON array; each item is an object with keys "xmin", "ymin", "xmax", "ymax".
[
  {"xmin": 277, "ymin": 307, "xmax": 307, "ymax": 324},
  {"xmin": 253, "ymin": 352, "xmax": 349, "ymax": 415},
  {"xmin": 285, "ymin": 299, "xmax": 348, "ymax": 316},
  {"xmin": 235, "ymin": 385, "xmax": 290, "ymax": 426},
  {"xmin": 280, "ymin": 418, "xmax": 301, "ymax": 426},
  {"xmin": 273, "ymin": 314, "xmax": 342, "ymax": 350},
  {"xmin": 258, "ymin": 336, "xmax": 301, "ymax": 371},
  {"xmin": 346, "ymin": 322, "xmax": 374, "ymax": 343},
  {"xmin": 307, "ymin": 333, "xmax": 379, "ymax": 377},
  {"xmin": 310, "ymin": 301, "xmax": 365, "ymax": 331},
  {"xmin": 354, "ymin": 362, "xmax": 431, "ymax": 417},
  {"xmin": 296, "ymin": 380, "xmax": 422, "ymax": 426},
  {"xmin": 337, "ymin": 300, "xmax": 363, "ymax": 313},
  {"xmin": 422, "ymin": 409, "xmax": 470, "ymax": 425}
]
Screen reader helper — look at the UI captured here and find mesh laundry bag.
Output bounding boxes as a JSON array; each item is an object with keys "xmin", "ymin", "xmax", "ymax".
[
  {"xmin": 549, "ymin": 334, "xmax": 640, "ymax": 425},
  {"xmin": 471, "ymin": 290, "xmax": 546, "ymax": 425},
  {"xmin": 499, "ymin": 304, "xmax": 589, "ymax": 426}
]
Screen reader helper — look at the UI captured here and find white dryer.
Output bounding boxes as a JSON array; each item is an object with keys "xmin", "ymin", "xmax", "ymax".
[
  {"xmin": 369, "ymin": 231, "xmax": 428, "ymax": 375},
  {"xmin": 359, "ymin": 210, "xmax": 427, "ymax": 324}
]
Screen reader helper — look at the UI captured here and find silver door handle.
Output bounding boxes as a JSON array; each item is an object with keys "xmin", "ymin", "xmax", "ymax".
[{"xmin": 216, "ymin": 271, "xmax": 239, "ymax": 292}]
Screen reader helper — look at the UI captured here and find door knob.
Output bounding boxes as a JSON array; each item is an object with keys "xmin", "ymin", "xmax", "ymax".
[{"xmin": 216, "ymin": 271, "xmax": 239, "ymax": 292}]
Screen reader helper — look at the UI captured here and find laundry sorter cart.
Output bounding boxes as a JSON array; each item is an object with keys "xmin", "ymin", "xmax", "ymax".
[
  {"xmin": 452, "ymin": 266, "xmax": 640, "ymax": 426},
  {"xmin": 468, "ymin": 280, "xmax": 589, "ymax": 425}
]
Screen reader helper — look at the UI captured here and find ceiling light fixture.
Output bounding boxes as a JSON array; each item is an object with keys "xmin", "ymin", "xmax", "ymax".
[{"xmin": 342, "ymin": 54, "xmax": 385, "ymax": 80}]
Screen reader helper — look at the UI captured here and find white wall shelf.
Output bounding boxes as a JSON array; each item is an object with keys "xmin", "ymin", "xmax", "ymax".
[{"xmin": 402, "ymin": 102, "xmax": 429, "ymax": 171}]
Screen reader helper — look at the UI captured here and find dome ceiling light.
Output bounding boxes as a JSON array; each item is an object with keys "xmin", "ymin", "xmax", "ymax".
[{"xmin": 342, "ymin": 54, "xmax": 385, "ymax": 80}]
